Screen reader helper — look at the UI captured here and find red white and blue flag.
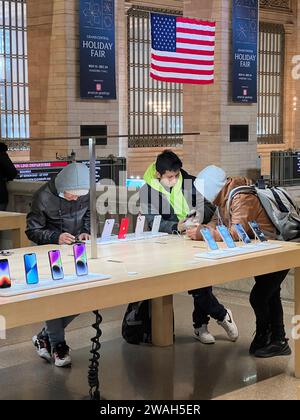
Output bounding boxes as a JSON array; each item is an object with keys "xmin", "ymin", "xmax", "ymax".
[{"xmin": 150, "ymin": 13, "xmax": 216, "ymax": 85}]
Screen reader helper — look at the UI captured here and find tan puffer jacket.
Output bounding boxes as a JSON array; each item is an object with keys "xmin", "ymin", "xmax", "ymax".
[{"xmin": 203, "ymin": 177, "xmax": 277, "ymax": 241}]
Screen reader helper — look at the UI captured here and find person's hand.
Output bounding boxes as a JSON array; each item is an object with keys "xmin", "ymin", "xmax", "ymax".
[
  {"xmin": 59, "ymin": 233, "xmax": 76, "ymax": 245},
  {"xmin": 78, "ymin": 233, "xmax": 90, "ymax": 241},
  {"xmin": 186, "ymin": 225, "xmax": 202, "ymax": 241},
  {"xmin": 178, "ymin": 220, "xmax": 187, "ymax": 233}
]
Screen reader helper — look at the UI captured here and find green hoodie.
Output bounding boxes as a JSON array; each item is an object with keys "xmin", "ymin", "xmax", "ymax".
[{"xmin": 143, "ymin": 163, "xmax": 190, "ymax": 221}]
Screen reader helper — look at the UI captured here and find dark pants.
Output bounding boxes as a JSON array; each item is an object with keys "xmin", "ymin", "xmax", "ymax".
[
  {"xmin": 189, "ymin": 287, "xmax": 227, "ymax": 328},
  {"xmin": 0, "ymin": 203, "xmax": 7, "ymax": 211},
  {"xmin": 250, "ymin": 270, "xmax": 289, "ymax": 341}
]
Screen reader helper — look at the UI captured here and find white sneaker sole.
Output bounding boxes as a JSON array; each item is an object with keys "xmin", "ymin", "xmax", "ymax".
[
  {"xmin": 194, "ymin": 334, "xmax": 216, "ymax": 345},
  {"xmin": 32, "ymin": 336, "xmax": 52, "ymax": 363}
]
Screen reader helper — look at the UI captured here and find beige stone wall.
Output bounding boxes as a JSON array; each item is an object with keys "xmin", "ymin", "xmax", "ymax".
[{"xmin": 27, "ymin": 0, "xmax": 126, "ymax": 161}]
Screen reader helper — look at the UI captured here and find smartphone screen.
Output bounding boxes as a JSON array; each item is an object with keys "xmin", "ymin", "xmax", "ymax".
[
  {"xmin": 248, "ymin": 221, "xmax": 268, "ymax": 242},
  {"xmin": 73, "ymin": 243, "xmax": 88, "ymax": 276},
  {"xmin": 0, "ymin": 259, "xmax": 11, "ymax": 289},
  {"xmin": 118, "ymin": 218, "xmax": 129, "ymax": 239},
  {"xmin": 200, "ymin": 228, "xmax": 219, "ymax": 251},
  {"xmin": 24, "ymin": 253, "xmax": 39, "ymax": 285},
  {"xmin": 101, "ymin": 219, "xmax": 115, "ymax": 241},
  {"xmin": 152, "ymin": 215, "xmax": 162, "ymax": 234},
  {"xmin": 48, "ymin": 250, "xmax": 64, "ymax": 280},
  {"xmin": 233, "ymin": 223, "xmax": 252, "ymax": 244},
  {"xmin": 217, "ymin": 225, "xmax": 236, "ymax": 249}
]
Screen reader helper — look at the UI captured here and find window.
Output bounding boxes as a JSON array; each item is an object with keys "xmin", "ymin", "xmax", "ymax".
[
  {"xmin": 0, "ymin": 0, "xmax": 29, "ymax": 148},
  {"xmin": 257, "ymin": 22, "xmax": 285, "ymax": 144},
  {"xmin": 127, "ymin": 6, "xmax": 183, "ymax": 148}
]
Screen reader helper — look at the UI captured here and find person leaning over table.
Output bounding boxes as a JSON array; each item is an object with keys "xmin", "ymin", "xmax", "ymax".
[
  {"xmin": 139, "ymin": 150, "xmax": 239, "ymax": 345},
  {"xmin": 26, "ymin": 162, "xmax": 91, "ymax": 368},
  {"xmin": 187, "ymin": 165, "xmax": 292, "ymax": 358}
]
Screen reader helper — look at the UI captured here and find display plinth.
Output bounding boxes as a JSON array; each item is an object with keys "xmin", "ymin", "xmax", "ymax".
[
  {"xmin": 0, "ymin": 273, "xmax": 111, "ymax": 297},
  {"xmin": 195, "ymin": 243, "xmax": 282, "ymax": 260}
]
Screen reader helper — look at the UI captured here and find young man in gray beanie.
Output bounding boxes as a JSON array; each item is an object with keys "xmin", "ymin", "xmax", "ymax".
[{"xmin": 26, "ymin": 162, "xmax": 91, "ymax": 367}]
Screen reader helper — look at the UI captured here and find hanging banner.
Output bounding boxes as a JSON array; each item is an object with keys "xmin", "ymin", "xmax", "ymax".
[
  {"xmin": 232, "ymin": 0, "xmax": 258, "ymax": 103},
  {"xmin": 79, "ymin": 0, "xmax": 116, "ymax": 99}
]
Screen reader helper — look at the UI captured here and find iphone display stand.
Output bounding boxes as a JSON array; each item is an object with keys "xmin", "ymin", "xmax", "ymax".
[
  {"xmin": 195, "ymin": 242, "xmax": 282, "ymax": 260},
  {"xmin": 0, "ymin": 273, "xmax": 111, "ymax": 297}
]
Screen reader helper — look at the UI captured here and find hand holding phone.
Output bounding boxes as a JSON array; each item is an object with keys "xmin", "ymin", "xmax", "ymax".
[{"xmin": 0, "ymin": 259, "xmax": 11, "ymax": 289}]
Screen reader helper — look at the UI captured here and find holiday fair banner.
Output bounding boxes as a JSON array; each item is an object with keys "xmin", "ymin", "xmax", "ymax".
[
  {"xmin": 232, "ymin": 0, "xmax": 258, "ymax": 103},
  {"xmin": 79, "ymin": 0, "xmax": 116, "ymax": 99}
]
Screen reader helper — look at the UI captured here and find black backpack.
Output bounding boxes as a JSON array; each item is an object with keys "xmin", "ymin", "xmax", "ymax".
[{"xmin": 122, "ymin": 300, "xmax": 152, "ymax": 345}]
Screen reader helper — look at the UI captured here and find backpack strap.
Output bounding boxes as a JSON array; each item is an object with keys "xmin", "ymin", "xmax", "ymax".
[
  {"xmin": 269, "ymin": 188, "xmax": 289, "ymax": 213},
  {"xmin": 273, "ymin": 187, "xmax": 299, "ymax": 213}
]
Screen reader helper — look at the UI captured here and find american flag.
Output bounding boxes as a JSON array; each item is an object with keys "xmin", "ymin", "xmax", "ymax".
[{"xmin": 150, "ymin": 13, "xmax": 216, "ymax": 85}]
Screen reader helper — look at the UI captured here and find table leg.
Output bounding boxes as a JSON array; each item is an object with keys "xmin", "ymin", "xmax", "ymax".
[
  {"xmin": 88, "ymin": 310, "xmax": 103, "ymax": 400},
  {"xmin": 151, "ymin": 295, "xmax": 174, "ymax": 347},
  {"xmin": 295, "ymin": 268, "xmax": 300, "ymax": 379}
]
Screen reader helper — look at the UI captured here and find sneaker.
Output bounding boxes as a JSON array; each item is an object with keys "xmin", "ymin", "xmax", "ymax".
[
  {"xmin": 194, "ymin": 325, "xmax": 216, "ymax": 344},
  {"xmin": 32, "ymin": 331, "xmax": 52, "ymax": 363},
  {"xmin": 217, "ymin": 309, "xmax": 239, "ymax": 342},
  {"xmin": 254, "ymin": 339, "xmax": 292, "ymax": 358},
  {"xmin": 249, "ymin": 330, "xmax": 272, "ymax": 355},
  {"xmin": 53, "ymin": 342, "xmax": 72, "ymax": 368}
]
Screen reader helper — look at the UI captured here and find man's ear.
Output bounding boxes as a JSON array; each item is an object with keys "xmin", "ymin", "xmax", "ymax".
[{"xmin": 156, "ymin": 171, "xmax": 161, "ymax": 180}]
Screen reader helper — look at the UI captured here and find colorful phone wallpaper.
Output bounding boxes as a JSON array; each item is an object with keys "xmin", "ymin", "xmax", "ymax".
[
  {"xmin": 234, "ymin": 224, "xmax": 252, "ymax": 244},
  {"xmin": 49, "ymin": 250, "xmax": 64, "ymax": 280},
  {"xmin": 0, "ymin": 259, "xmax": 11, "ymax": 288},
  {"xmin": 73, "ymin": 243, "xmax": 88, "ymax": 276},
  {"xmin": 24, "ymin": 254, "xmax": 39, "ymax": 285}
]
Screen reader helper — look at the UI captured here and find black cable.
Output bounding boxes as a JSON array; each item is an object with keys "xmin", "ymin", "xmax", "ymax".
[{"xmin": 88, "ymin": 310, "xmax": 103, "ymax": 400}]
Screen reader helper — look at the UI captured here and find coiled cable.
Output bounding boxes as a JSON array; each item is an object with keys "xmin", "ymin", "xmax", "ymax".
[{"xmin": 88, "ymin": 310, "xmax": 103, "ymax": 400}]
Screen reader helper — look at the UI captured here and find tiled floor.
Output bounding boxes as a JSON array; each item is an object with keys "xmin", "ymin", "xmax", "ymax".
[{"xmin": 0, "ymin": 289, "xmax": 298, "ymax": 400}]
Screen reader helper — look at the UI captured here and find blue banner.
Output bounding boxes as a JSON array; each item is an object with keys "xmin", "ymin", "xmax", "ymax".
[
  {"xmin": 79, "ymin": 0, "xmax": 116, "ymax": 99},
  {"xmin": 232, "ymin": 0, "xmax": 258, "ymax": 103}
]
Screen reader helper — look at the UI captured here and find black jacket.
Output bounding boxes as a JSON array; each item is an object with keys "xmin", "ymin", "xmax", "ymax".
[
  {"xmin": 0, "ymin": 151, "xmax": 18, "ymax": 204},
  {"xmin": 140, "ymin": 169, "xmax": 216, "ymax": 234},
  {"xmin": 26, "ymin": 181, "xmax": 90, "ymax": 245}
]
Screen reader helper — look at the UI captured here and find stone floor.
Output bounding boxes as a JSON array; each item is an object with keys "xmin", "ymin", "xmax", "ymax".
[{"xmin": 0, "ymin": 289, "xmax": 298, "ymax": 400}]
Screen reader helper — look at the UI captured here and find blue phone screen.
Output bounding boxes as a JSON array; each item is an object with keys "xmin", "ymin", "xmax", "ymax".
[
  {"xmin": 234, "ymin": 224, "xmax": 251, "ymax": 244},
  {"xmin": 249, "ymin": 221, "xmax": 267, "ymax": 242},
  {"xmin": 217, "ymin": 226, "xmax": 236, "ymax": 249},
  {"xmin": 24, "ymin": 254, "xmax": 39, "ymax": 285},
  {"xmin": 200, "ymin": 228, "xmax": 219, "ymax": 251}
]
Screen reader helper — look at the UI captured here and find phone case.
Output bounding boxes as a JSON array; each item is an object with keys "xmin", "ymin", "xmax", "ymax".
[{"xmin": 101, "ymin": 219, "xmax": 115, "ymax": 241}]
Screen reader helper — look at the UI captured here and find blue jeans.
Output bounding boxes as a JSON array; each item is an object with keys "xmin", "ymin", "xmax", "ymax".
[{"xmin": 44, "ymin": 315, "xmax": 78, "ymax": 348}]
